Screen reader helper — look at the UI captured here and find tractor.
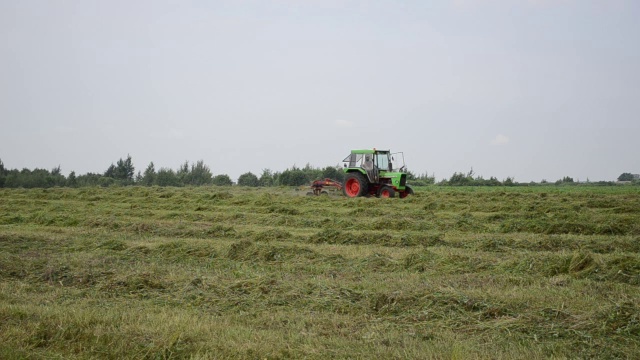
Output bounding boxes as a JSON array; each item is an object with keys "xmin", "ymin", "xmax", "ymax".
[{"xmin": 342, "ymin": 149, "xmax": 414, "ymax": 198}]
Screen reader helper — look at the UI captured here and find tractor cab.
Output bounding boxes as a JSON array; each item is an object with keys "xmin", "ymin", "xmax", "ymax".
[{"xmin": 342, "ymin": 149, "xmax": 413, "ymax": 198}]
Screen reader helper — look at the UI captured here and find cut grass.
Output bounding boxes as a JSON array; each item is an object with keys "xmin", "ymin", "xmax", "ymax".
[{"xmin": 1, "ymin": 186, "xmax": 639, "ymax": 358}]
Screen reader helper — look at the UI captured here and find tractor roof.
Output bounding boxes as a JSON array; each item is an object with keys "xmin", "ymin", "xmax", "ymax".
[{"xmin": 350, "ymin": 149, "xmax": 389, "ymax": 154}]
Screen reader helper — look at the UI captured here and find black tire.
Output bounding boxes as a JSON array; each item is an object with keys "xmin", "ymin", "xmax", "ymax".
[
  {"xmin": 320, "ymin": 191, "xmax": 329, "ymax": 196},
  {"xmin": 343, "ymin": 172, "xmax": 369, "ymax": 198},
  {"xmin": 306, "ymin": 192, "xmax": 314, "ymax": 196},
  {"xmin": 377, "ymin": 186, "xmax": 395, "ymax": 198},
  {"xmin": 400, "ymin": 185, "xmax": 414, "ymax": 198}
]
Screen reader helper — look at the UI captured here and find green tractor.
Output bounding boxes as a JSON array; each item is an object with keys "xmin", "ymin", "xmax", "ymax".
[{"xmin": 342, "ymin": 149, "xmax": 414, "ymax": 198}]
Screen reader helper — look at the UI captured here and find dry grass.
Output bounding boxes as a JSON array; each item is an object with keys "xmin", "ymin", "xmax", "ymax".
[{"xmin": 1, "ymin": 186, "xmax": 639, "ymax": 358}]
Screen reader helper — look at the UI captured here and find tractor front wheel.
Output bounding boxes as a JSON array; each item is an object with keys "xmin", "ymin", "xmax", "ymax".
[
  {"xmin": 343, "ymin": 172, "xmax": 369, "ymax": 198},
  {"xmin": 377, "ymin": 186, "xmax": 395, "ymax": 198}
]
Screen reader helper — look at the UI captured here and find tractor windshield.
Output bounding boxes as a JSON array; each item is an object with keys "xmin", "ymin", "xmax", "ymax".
[{"xmin": 389, "ymin": 152, "xmax": 406, "ymax": 171}]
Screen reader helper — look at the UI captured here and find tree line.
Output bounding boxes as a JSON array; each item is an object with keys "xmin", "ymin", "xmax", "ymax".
[
  {"xmin": 0, "ymin": 156, "xmax": 348, "ymax": 189},
  {"xmin": 0, "ymin": 157, "xmax": 635, "ymax": 189},
  {"xmin": 436, "ymin": 168, "xmax": 634, "ymax": 186}
]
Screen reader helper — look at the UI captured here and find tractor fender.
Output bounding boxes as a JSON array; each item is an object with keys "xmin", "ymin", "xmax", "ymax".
[{"xmin": 343, "ymin": 168, "xmax": 367, "ymax": 175}]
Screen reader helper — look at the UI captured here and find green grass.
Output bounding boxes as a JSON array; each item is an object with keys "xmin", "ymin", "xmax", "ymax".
[{"xmin": 1, "ymin": 186, "xmax": 639, "ymax": 358}]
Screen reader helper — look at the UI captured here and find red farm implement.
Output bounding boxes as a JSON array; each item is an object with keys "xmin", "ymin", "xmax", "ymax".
[{"xmin": 306, "ymin": 178, "xmax": 343, "ymax": 196}]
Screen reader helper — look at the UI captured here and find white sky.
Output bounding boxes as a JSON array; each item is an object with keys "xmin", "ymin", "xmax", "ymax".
[{"xmin": 1, "ymin": 0, "xmax": 639, "ymax": 182}]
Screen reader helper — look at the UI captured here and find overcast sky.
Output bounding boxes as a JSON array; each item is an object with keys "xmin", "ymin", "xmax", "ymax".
[{"xmin": 1, "ymin": 0, "xmax": 639, "ymax": 182}]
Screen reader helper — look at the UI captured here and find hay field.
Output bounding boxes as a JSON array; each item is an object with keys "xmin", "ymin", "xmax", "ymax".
[{"xmin": 1, "ymin": 186, "xmax": 639, "ymax": 359}]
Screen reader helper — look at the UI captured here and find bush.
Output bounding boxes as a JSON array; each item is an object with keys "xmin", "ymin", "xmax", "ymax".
[
  {"xmin": 618, "ymin": 173, "xmax": 634, "ymax": 182},
  {"xmin": 237, "ymin": 172, "xmax": 259, "ymax": 187},
  {"xmin": 155, "ymin": 168, "xmax": 180, "ymax": 187},
  {"xmin": 278, "ymin": 167, "xmax": 309, "ymax": 186},
  {"xmin": 212, "ymin": 174, "xmax": 233, "ymax": 186}
]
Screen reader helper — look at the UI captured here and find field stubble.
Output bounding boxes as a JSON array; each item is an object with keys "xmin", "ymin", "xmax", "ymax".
[{"xmin": 0, "ymin": 186, "xmax": 639, "ymax": 359}]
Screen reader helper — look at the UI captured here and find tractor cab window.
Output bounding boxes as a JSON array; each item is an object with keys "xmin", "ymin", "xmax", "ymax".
[
  {"xmin": 375, "ymin": 153, "xmax": 391, "ymax": 171},
  {"xmin": 363, "ymin": 154, "xmax": 374, "ymax": 170},
  {"xmin": 343, "ymin": 153, "xmax": 364, "ymax": 168},
  {"xmin": 390, "ymin": 152, "xmax": 406, "ymax": 171}
]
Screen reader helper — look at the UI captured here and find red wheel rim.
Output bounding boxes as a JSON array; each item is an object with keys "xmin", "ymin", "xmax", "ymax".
[
  {"xmin": 345, "ymin": 178, "xmax": 360, "ymax": 197},
  {"xmin": 380, "ymin": 189, "xmax": 390, "ymax": 198}
]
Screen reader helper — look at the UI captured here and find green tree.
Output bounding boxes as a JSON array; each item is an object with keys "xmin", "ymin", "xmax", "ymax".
[
  {"xmin": 50, "ymin": 166, "xmax": 66, "ymax": 187},
  {"xmin": 212, "ymin": 174, "xmax": 233, "ymax": 186},
  {"xmin": 24, "ymin": 168, "xmax": 51, "ymax": 188},
  {"xmin": 177, "ymin": 161, "xmax": 191, "ymax": 185},
  {"xmin": 302, "ymin": 163, "xmax": 322, "ymax": 182},
  {"xmin": 556, "ymin": 176, "xmax": 575, "ymax": 185},
  {"xmin": 3, "ymin": 170, "xmax": 19, "ymax": 188},
  {"xmin": 278, "ymin": 166, "xmax": 308, "ymax": 186},
  {"xmin": 189, "ymin": 160, "xmax": 213, "ymax": 186},
  {"xmin": 104, "ymin": 164, "xmax": 116, "ymax": 178},
  {"xmin": 142, "ymin": 162, "xmax": 156, "ymax": 186},
  {"xmin": 67, "ymin": 171, "xmax": 77, "ymax": 187},
  {"xmin": 618, "ymin": 173, "xmax": 634, "ymax": 181},
  {"xmin": 486, "ymin": 176, "xmax": 502, "ymax": 186},
  {"xmin": 156, "ymin": 168, "xmax": 180, "ymax": 187},
  {"xmin": 114, "ymin": 155, "xmax": 135, "ymax": 184},
  {"xmin": 0, "ymin": 158, "xmax": 6, "ymax": 187},
  {"xmin": 443, "ymin": 168, "xmax": 475, "ymax": 186},
  {"xmin": 98, "ymin": 177, "xmax": 115, "ymax": 187},
  {"xmin": 75, "ymin": 173, "xmax": 102, "ymax": 187},
  {"xmin": 237, "ymin": 172, "xmax": 259, "ymax": 187},
  {"xmin": 321, "ymin": 166, "xmax": 344, "ymax": 182},
  {"xmin": 445, "ymin": 172, "xmax": 473, "ymax": 186},
  {"xmin": 411, "ymin": 171, "xmax": 436, "ymax": 186},
  {"xmin": 259, "ymin": 169, "xmax": 275, "ymax": 187},
  {"xmin": 503, "ymin": 177, "xmax": 515, "ymax": 186}
]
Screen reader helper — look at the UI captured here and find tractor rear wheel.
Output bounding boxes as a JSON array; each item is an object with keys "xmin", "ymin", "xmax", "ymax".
[
  {"xmin": 378, "ymin": 186, "xmax": 395, "ymax": 198},
  {"xmin": 343, "ymin": 172, "xmax": 369, "ymax": 198}
]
